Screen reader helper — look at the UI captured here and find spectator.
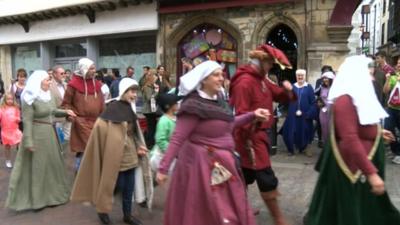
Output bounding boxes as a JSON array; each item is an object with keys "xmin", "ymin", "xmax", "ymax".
[
  {"xmin": 375, "ymin": 51, "xmax": 395, "ymax": 74},
  {"xmin": 281, "ymin": 69, "xmax": 316, "ymax": 156},
  {"xmin": 110, "ymin": 67, "xmax": 134, "ymax": 98},
  {"xmin": 141, "ymin": 69, "xmax": 159, "ymax": 149},
  {"xmin": 10, "ymin": 68, "xmax": 27, "ymax": 107},
  {"xmin": 383, "ymin": 57, "xmax": 400, "ymax": 165},
  {"xmin": 96, "ymin": 70, "xmax": 111, "ymax": 101}
]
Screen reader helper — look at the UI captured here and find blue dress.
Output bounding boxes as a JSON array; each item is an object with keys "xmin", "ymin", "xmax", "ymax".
[{"xmin": 281, "ymin": 83, "xmax": 317, "ymax": 153}]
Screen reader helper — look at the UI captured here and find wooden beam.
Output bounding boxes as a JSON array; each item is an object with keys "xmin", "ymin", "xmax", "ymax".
[
  {"xmin": 94, "ymin": 3, "xmax": 106, "ymax": 11},
  {"xmin": 159, "ymin": 0, "xmax": 295, "ymax": 14},
  {"xmin": 105, "ymin": 2, "xmax": 117, "ymax": 11},
  {"xmin": 66, "ymin": 7, "xmax": 78, "ymax": 15},
  {"xmin": 119, "ymin": 0, "xmax": 128, "ymax": 7},
  {"xmin": 85, "ymin": 8, "xmax": 96, "ymax": 23},
  {"xmin": 18, "ymin": 20, "xmax": 29, "ymax": 32},
  {"xmin": 129, "ymin": 0, "xmax": 141, "ymax": 5}
]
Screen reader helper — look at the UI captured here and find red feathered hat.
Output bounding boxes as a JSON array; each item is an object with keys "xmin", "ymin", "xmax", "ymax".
[{"xmin": 249, "ymin": 44, "xmax": 293, "ymax": 70}]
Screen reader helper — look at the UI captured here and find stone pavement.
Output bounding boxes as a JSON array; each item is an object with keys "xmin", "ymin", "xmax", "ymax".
[{"xmin": 0, "ymin": 139, "xmax": 399, "ymax": 225}]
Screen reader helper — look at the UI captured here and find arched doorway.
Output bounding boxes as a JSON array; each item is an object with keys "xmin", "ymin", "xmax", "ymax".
[
  {"xmin": 266, "ymin": 24, "xmax": 298, "ymax": 83},
  {"xmin": 176, "ymin": 23, "xmax": 239, "ymax": 82}
]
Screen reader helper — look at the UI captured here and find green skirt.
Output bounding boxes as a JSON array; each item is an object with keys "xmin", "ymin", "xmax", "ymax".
[{"xmin": 306, "ymin": 141, "xmax": 400, "ymax": 225}]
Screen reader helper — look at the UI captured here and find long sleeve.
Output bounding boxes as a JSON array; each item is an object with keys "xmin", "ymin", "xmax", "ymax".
[
  {"xmin": 334, "ymin": 96, "xmax": 378, "ymax": 175},
  {"xmin": 61, "ymin": 86, "xmax": 77, "ymax": 112},
  {"xmin": 21, "ymin": 102, "xmax": 34, "ymax": 149},
  {"xmin": 267, "ymin": 80, "xmax": 296, "ymax": 103},
  {"xmin": 230, "ymin": 81, "xmax": 253, "ymax": 115},
  {"xmin": 234, "ymin": 112, "xmax": 255, "ymax": 128},
  {"xmin": 158, "ymin": 114, "xmax": 200, "ymax": 174},
  {"xmin": 305, "ymin": 85, "xmax": 317, "ymax": 119}
]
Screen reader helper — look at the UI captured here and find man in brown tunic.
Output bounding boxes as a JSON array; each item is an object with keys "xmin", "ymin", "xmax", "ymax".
[{"xmin": 62, "ymin": 58, "xmax": 104, "ymax": 170}]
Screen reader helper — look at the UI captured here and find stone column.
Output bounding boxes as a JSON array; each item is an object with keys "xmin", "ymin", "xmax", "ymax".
[
  {"xmin": 86, "ymin": 37, "xmax": 99, "ymax": 66},
  {"xmin": 40, "ymin": 42, "xmax": 51, "ymax": 70},
  {"xmin": 0, "ymin": 45, "xmax": 13, "ymax": 89},
  {"xmin": 306, "ymin": 26, "xmax": 353, "ymax": 87}
]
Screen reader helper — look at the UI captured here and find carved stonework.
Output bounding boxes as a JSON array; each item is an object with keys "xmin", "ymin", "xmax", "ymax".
[{"xmin": 326, "ymin": 25, "xmax": 354, "ymax": 44}]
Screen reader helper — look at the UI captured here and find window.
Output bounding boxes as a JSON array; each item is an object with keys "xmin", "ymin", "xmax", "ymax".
[
  {"xmin": 55, "ymin": 42, "xmax": 87, "ymax": 58},
  {"xmin": 99, "ymin": 35, "xmax": 156, "ymax": 56},
  {"xmin": 12, "ymin": 44, "xmax": 41, "ymax": 77}
]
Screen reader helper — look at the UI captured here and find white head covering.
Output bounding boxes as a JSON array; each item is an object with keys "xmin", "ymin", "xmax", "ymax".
[
  {"xmin": 328, "ymin": 55, "xmax": 388, "ymax": 125},
  {"xmin": 21, "ymin": 70, "xmax": 51, "ymax": 105},
  {"xmin": 106, "ymin": 77, "xmax": 139, "ymax": 112},
  {"xmin": 178, "ymin": 60, "xmax": 222, "ymax": 96},
  {"xmin": 74, "ymin": 57, "xmax": 97, "ymax": 99},
  {"xmin": 75, "ymin": 58, "xmax": 94, "ymax": 78},
  {"xmin": 321, "ymin": 71, "xmax": 336, "ymax": 79}
]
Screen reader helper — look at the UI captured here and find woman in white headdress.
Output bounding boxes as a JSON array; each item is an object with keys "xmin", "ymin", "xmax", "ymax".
[
  {"xmin": 6, "ymin": 70, "xmax": 76, "ymax": 211},
  {"xmin": 61, "ymin": 58, "xmax": 104, "ymax": 171},
  {"xmin": 71, "ymin": 78, "xmax": 152, "ymax": 225},
  {"xmin": 155, "ymin": 61, "xmax": 270, "ymax": 225},
  {"xmin": 305, "ymin": 55, "xmax": 400, "ymax": 225},
  {"xmin": 315, "ymin": 71, "xmax": 335, "ymax": 144}
]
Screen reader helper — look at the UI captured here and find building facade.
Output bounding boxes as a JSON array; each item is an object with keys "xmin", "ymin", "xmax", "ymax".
[
  {"xmin": 158, "ymin": 0, "xmax": 361, "ymax": 86},
  {"xmin": 0, "ymin": 0, "xmax": 158, "ymax": 88},
  {"xmin": 0, "ymin": 0, "xmax": 362, "ymax": 89}
]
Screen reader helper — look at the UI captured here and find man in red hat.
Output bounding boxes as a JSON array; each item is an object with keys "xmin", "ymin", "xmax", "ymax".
[{"xmin": 229, "ymin": 44, "xmax": 295, "ymax": 225}]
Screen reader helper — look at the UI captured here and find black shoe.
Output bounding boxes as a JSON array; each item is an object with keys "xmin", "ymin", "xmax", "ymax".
[
  {"xmin": 138, "ymin": 201, "xmax": 148, "ymax": 208},
  {"xmin": 98, "ymin": 213, "xmax": 112, "ymax": 225},
  {"xmin": 123, "ymin": 215, "xmax": 143, "ymax": 225}
]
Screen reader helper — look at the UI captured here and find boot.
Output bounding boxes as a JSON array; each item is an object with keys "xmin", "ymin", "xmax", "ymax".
[
  {"xmin": 261, "ymin": 190, "xmax": 289, "ymax": 225},
  {"xmin": 123, "ymin": 215, "xmax": 143, "ymax": 225},
  {"xmin": 98, "ymin": 213, "xmax": 112, "ymax": 225}
]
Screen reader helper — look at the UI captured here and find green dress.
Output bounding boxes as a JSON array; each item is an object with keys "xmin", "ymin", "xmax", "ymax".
[
  {"xmin": 306, "ymin": 122, "xmax": 400, "ymax": 225},
  {"xmin": 6, "ymin": 98, "xmax": 70, "ymax": 211}
]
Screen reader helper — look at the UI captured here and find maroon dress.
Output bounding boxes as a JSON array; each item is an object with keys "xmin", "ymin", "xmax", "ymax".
[{"xmin": 159, "ymin": 92, "xmax": 257, "ymax": 225}]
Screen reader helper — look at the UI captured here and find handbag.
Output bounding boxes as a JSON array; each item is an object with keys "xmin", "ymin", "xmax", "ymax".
[{"xmin": 388, "ymin": 81, "xmax": 400, "ymax": 107}]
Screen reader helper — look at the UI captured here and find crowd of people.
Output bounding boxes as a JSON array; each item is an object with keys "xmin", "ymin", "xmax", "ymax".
[{"xmin": 0, "ymin": 44, "xmax": 399, "ymax": 225}]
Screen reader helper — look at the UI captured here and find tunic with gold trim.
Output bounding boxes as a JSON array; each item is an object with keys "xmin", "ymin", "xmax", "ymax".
[{"xmin": 305, "ymin": 95, "xmax": 400, "ymax": 225}]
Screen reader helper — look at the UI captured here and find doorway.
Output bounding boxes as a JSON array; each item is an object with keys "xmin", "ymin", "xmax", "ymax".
[{"xmin": 266, "ymin": 24, "xmax": 298, "ymax": 83}]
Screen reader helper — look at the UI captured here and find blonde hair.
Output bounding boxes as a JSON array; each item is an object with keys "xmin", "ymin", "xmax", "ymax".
[{"xmin": 1, "ymin": 92, "xmax": 19, "ymax": 108}]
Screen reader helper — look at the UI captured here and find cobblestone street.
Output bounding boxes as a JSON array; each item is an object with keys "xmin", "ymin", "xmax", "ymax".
[{"xmin": 0, "ymin": 138, "xmax": 399, "ymax": 225}]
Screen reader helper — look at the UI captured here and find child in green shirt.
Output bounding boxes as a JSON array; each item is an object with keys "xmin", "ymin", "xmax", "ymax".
[{"xmin": 150, "ymin": 93, "xmax": 180, "ymax": 174}]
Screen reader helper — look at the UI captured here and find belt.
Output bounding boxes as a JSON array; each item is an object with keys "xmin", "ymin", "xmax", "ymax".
[{"xmin": 33, "ymin": 120, "xmax": 53, "ymax": 125}]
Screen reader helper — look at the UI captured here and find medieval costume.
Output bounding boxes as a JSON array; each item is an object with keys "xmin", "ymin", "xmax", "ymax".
[
  {"xmin": 229, "ymin": 44, "xmax": 295, "ymax": 225},
  {"xmin": 6, "ymin": 71, "xmax": 71, "ymax": 211},
  {"xmin": 71, "ymin": 78, "xmax": 152, "ymax": 225},
  {"xmin": 314, "ymin": 71, "xmax": 335, "ymax": 143},
  {"xmin": 281, "ymin": 69, "xmax": 316, "ymax": 155},
  {"xmin": 306, "ymin": 56, "xmax": 400, "ymax": 225},
  {"xmin": 158, "ymin": 61, "xmax": 258, "ymax": 225},
  {"xmin": 61, "ymin": 58, "xmax": 104, "ymax": 169}
]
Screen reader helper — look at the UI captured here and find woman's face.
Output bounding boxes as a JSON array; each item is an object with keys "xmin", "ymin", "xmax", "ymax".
[
  {"xmin": 122, "ymin": 88, "xmax": 138, "ymax": 103},
  {"xmin": 158, "ymin": 66, "xmax": 165, "ymax": 76},
  {"xmin": 296, "ymin": 73, "xmax": 305, "ymax": 83},
  {"xmin": 18, "ymin": 74, "xmax": 27, "ymax": 85},
  {"xmin": 322, "ymin": 77, "xmax": 330, "ymax": 86},
  {"xmin": 201, "ymin": 68, "xmax": 224, "ymax": 94},
  {"xmin": 40, "ymin": 76, "xmax": 52, "ymax": 91}
]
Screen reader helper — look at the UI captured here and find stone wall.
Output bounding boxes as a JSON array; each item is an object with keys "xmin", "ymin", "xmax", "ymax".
[{"xmin": 159, "ymin": 0, "xmax": 354, "ymax": 88}]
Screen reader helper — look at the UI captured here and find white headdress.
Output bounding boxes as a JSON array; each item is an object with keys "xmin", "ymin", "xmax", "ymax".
[
  {"xmin": 21, "ymin": 70, "xmax": 51, "ymax": 105},
  {"xmin": 106, "ymin": 77, "xmax": 139, "ymax": 112},
  {"xmin": 178, "ymin": 60, "xmax": 222, "ymax": 96},
  {"xmin": 328, "ymin": 55, "xmax": 388, "ymax": 125}
]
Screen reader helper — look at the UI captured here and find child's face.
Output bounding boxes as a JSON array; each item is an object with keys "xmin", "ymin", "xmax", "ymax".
[
  {"xmin": 122, "ymin": 89, "xmax": 137, "ymax": 103},
  {"xmin": 5, "ymin": 95, "xmax": 14, "ymax": 105},
  {"xmin": 170, "ymin": 103, "xmax": 179, "ymax": 114}
]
